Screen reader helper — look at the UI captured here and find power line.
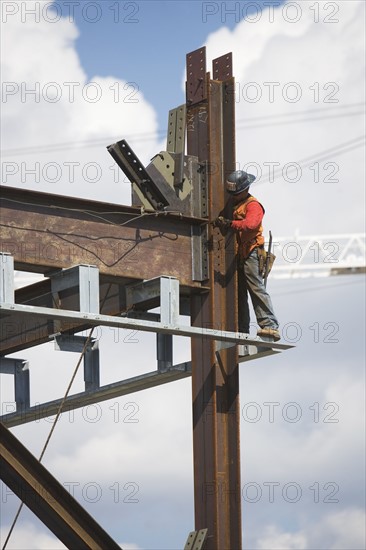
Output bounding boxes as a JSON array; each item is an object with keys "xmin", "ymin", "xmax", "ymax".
[
  {"xmin": 1, "ymin": 102, "xmax": 364, "ymax": 157},
  {"xmin": 236, "ymin": 109, "xmax": 364, "ymax": 130},
  {"xmin": 256, "ymin": 135, "xmax": 365, "ymax": 185}
]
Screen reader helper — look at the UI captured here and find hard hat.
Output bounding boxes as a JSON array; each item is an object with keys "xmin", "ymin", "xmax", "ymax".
[{"xmin": 226, "ymin": 170, "xmax": 256, "ymax": 195}]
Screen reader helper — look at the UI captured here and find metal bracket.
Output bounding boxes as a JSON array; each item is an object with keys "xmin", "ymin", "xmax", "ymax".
[
  {"xmin": 126, "ymin": 276, "xmax": 180, "ymax": 326},
  {"xmin": 184, "ymin": 528, "xmax": 208, "ymax": 550},
  {"xmin": 0, "ymin": 252, "xmax": 14, "ymax": 304},
  {"xmin": 157, "ymin": 333, "xmax": 173, "ymax": 373},
  {"xmin": 167, "ymin": 104, "xmax": 186, "ymax": 189},
  {"xmin": 0, "ymin": 357, "xmax": 30, "ymax": 410},
  {"xmin": 167, "ymin": 104, "xmax": 186, "ymax": 154},
  {"xmin": 107, "ymin": 139, "xmax": 169, "ymax": 211},
  {"xmin": 212, "ymin": 52, "xmax": 233, "ymax": 81},
  {"xmin": 126, "ymin": 276, "xmax": 179, "ymax": 373},
  {"xmin": 215, "ymin": 341, "xmax": 281, "ymax": 362},
  {"xmin": 54, "ymin": 334, "xmax": 100, "ymax": 390},
  {"xmin": 186, "ymin": 48, "xmax": 207, "ymax": 105},
  {"xmin": 50, "ymin": 264, "xmax": 100, "ymax": 314}
]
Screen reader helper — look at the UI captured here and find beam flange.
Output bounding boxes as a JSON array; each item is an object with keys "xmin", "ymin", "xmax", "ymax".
[
  {"xmin": 1, "ymin": 362, "xmax": 191, "ymax": 427},
  {"xmin": 0, "ymin": 302, "xmax": 292, "ymax": 350},
  {"xmin": 0, "ymin": 422, "xmax": 122, "ymax": 549}
]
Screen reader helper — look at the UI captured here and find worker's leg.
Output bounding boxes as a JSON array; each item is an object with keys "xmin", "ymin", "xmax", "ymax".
[
  {"xmin": 237, "ymin": 259, "xmax": 250, "ymax": 333},
  {"xmin": 244, "ymin": 248, "xmax": 279, "ymax": 329}
]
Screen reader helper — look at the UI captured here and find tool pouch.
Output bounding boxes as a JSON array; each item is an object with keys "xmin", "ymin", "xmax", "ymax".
[{"xmin": 258, "ymin": 247, "xmax": 276, "ymax": 278}]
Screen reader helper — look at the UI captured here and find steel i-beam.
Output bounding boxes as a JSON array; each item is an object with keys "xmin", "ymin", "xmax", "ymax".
[
  {"xmin": 187, "ymin": 48, "xmax": 242, "ymax": 549},
  {"xmin": 0, "ymin": 422, "xmax": 121, "ymax": 550}
]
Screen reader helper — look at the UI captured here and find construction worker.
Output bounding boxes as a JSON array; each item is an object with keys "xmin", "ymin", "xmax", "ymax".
[{"xmin": 214, "ymin": 170, "xmax": 280, "ymax": 341}]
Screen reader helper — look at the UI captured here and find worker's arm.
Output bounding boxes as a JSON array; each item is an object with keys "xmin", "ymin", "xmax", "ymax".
[{"xmin": 231, "ymin": 202, "xmax": 264, "ymax": 232}]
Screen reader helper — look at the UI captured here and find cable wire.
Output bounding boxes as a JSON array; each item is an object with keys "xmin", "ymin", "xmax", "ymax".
[
  {"xmin": 1, "ymin": 284, "xmax": 113, "ymax": 550},
  {"xmin": 256, "ymin": 135, "xmax": 365, "ymax": 185},
  {"xmin": 1, "ymin": 102, "xmax": 364, "ymax": 157}
]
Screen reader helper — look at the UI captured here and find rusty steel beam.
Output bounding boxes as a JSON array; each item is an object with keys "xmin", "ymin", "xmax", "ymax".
[
  {"xmin": 0, "ymin": 422, "xmax": 121, "ymax": 549},
  {"xmin": 187, "ymin": 48, "xmax": 242, "ymax": 549},
  {"xmin": 0, "ymin": 186, "xmax": 204, "ymax": 286}
]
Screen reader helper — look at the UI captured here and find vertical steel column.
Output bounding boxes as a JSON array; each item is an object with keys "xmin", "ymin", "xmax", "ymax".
[{"xmin": 187, "ymin": 49, "xmax": 241, "ymax": 549}]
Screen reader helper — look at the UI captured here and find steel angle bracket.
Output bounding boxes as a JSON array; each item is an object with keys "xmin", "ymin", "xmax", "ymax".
[
  {"xmin": 107, "ymin": 139, "xmax": 169, "ymax": 211},
  {"xmin": 146, "ymin": 152, "xmax": 191, "ymax": 208},
  {"xmin": 167, "ymin": 104, "xmax": 186, "ymax": 154},
  {"xmin": 216, "ymin": 341, "xmax": 283, "ymax": 362},
  {"xmin": 167, "ymin": 104, "xmax": 186, "ymax": 190},
  {"xmin": 184, "ymin": 528, "xmax": 208, "ymax": 550},
  {"xmin": 144, "ymin": 151, "xmax": 206, "ymax": 218},
  {"xmin": 0, "ymin": 357, "xmax": 30, "ymax": 410}
]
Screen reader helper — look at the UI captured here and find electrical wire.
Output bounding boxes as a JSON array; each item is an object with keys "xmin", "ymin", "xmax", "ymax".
[
  {"xmin": 1, "ymin": 282, "xmax": 114, "ymax": 550},
  {"xmin": 255, "ymin": 135, "xmax": 365, "ymax": 185},
  {"xmin": 0, "ymin": 198, "xmax": 190, "ymax": 268},
  {"xmin": 236, "ymin": 109, "xmax": 364, "ymax": 130},
  {"xmin": 0, "ymin": 197, "xmax": 185, "ymax": 228},
  {"xmin": 1, "ymin": 102, "xmax": 364, "ymax": 157}
]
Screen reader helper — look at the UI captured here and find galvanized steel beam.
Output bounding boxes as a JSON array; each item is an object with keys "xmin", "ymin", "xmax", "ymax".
[
  {"xmin": 0, "ymin": 302, "xmax": 291, "ymax": 350},
  {"xmin": 1, "ymin": 362, "xmax": 192, "ymax": 428}
]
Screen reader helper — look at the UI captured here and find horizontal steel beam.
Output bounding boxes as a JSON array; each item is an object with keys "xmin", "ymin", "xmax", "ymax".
[
  {"xmin": 0, "ymin": 422, "xmax": 122, "ymax": 549},
  {"xmin": 0, "ymin": 185, "xmax": 206, "ymax": 287},
  {"xmin": 0, "ymin": 278, "xmax": 129, "ymax": 355},
  {"xmin": 1, "ymin": 362, "xmax": 191, "ymax": 428},
  {"xmin": 0, "ymin": 302, "xmax": 293, "ymax": 350}
]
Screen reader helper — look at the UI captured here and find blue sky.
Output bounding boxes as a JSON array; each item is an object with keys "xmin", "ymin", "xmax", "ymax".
[
  {"xmin": 1, "ymin": 1, "xmax": 365, "ymax": 549},
  {"xmin": 61, "ymin": 0, "xmax": 286, "ymax": 130}
]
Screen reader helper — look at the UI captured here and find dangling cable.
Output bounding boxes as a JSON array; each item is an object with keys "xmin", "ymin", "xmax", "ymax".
[{"xmin": 2, "ymin": 284, "xmax": 112, "ymax": 549}]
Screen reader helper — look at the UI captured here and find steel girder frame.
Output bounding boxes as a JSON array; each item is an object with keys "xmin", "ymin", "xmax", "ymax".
[
  {"xmin": 0, "ymin": 185, "xmax": 204, "ymax": 285},
  {"xmin": 0, "ymin": 422, "xmax": 121, "ymax": 550},
  {"xmin": 187, "ymin": 50, "xmax": 242, "ymax": 549}
]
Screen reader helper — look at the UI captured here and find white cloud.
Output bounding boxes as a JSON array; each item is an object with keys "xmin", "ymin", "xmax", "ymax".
[
  {"xmin": 1, "ymin": 0, "xmax": 159, "ymax": 204},
  {"xmin": 0, "ymin": 522, "xmax": 66, "ymax": 550},
  {"xmin": 0, "ymin": 522, "xmax": 140, "ymax": 550},
  {"xmin": 255, "ymin": 508, "xmax": 366, "ymax": 550},
  {"xmin": 203, "ymin": 0, "xmax": 365, "ymax": 236},
  {"xmin": 1, "ymin": 2, "xmax": 365, "ymax": 550},
  {"xmin": 256, "ymin": 524, "xmax": 307, "ymax": 550},
  {"xmin": 310, "ymin": 508, "xmax": 366, "ymax": 549}
]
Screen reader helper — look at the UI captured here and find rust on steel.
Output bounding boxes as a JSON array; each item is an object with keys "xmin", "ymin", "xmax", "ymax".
[
  {"xmin": 187, "ymin": 48, "xmax": 242, "ymax": 549},
  {"xmin": 1, "ymin": 279, "xmax": 126, "ymax": 355},
  {"xmin": 0, "ymin": 422, "xmax": 121, "ymax": 550},
  {"xmin": 0, "ymin": 186, "xmax": 205, "ymax": 354},
  {"xmin": 0, "ymin": 186, "xmax": 204, "ymax": 286}
]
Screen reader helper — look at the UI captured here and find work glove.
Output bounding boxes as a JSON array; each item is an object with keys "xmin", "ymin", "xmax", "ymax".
[{"xmin": 212, "ymin": 216, "xmax": 232, "ymax": 230}]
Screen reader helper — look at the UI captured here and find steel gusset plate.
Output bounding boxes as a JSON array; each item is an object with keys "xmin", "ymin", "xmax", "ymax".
[
  {"xmin": 212, "ymin": 52, "xmax": 233, "ymax": 81},
  {"xmin": 107, "ymin": 140, "xmax": 169, "ymax": 210},
  {"xmin": 186, "ymin": 48, "xmax": 207, "ymax": 106}
]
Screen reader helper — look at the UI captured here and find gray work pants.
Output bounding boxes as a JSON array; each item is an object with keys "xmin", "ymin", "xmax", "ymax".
[{"xmin": 237, "ymin": 248, "xmax": 279, "ymax": 333}]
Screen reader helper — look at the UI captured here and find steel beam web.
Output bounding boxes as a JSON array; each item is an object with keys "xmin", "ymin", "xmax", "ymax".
[{"xmin": 187, "ymin": 48, "xmax": 242, "ymax": 549}]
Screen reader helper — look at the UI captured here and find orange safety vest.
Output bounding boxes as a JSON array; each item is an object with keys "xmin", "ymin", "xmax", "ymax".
[{"xmin": 233, "ymin": 195, "xmax": 265, "ymax": 258}]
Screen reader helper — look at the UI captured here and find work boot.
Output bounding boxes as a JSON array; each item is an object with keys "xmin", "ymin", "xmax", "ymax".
[{"xmin": 257, "ymin": 327, "xmax": 281, "ymax": 341}]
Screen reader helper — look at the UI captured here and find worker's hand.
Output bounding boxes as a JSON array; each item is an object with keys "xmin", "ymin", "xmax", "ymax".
[{"xmin": 212, "ymin": 216, "xmax": 232, "ymax": 230}]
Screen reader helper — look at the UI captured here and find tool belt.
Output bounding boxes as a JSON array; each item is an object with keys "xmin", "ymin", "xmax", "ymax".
[{"xmin": 257, "ymin": 246, "xmax": 276, "ymax": 278}]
